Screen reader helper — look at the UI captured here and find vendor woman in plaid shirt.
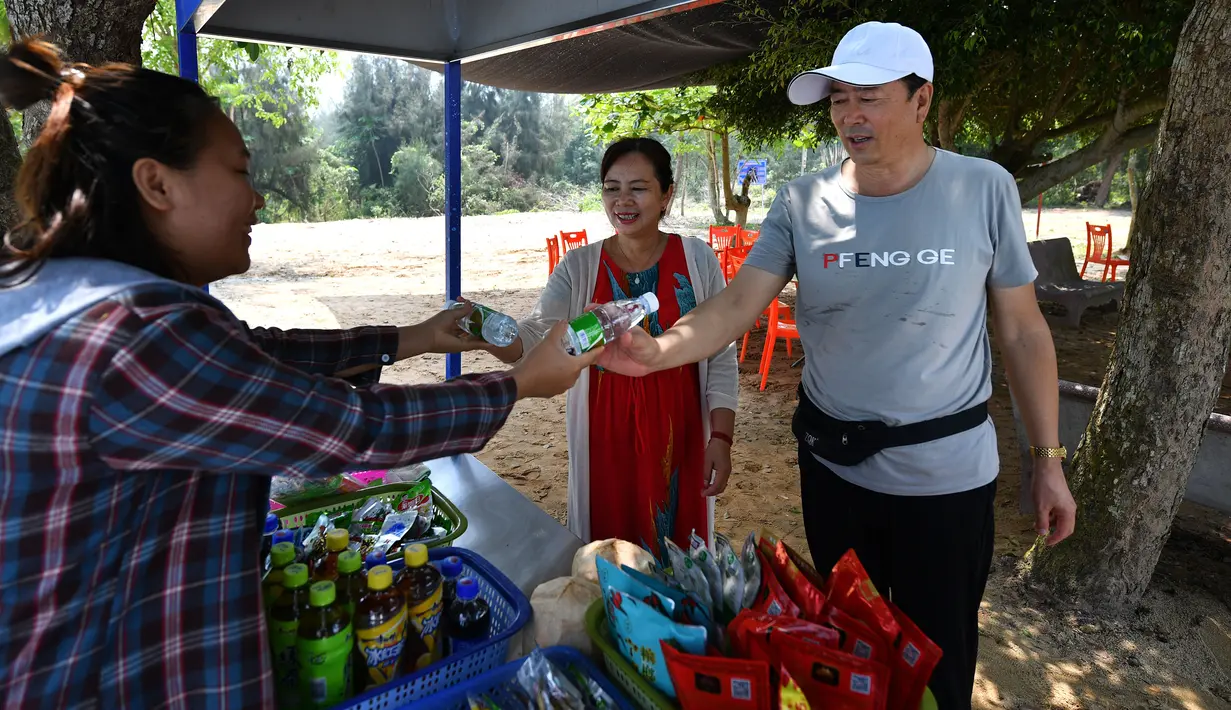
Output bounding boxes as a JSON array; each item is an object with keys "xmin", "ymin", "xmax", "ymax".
[{"xmin": 0, "ymin": 39, "xmax": 600, "ymax": 709}]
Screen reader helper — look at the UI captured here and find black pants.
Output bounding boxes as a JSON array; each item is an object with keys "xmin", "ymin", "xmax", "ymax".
[{"xmin": 798, "ymin": 446, "xmax": 995, "ymax": 710}]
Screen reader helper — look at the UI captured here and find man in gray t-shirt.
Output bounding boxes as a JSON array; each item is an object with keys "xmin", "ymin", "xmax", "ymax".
[{"xmin": 598, "ymin": 21, "xmax": 1077, "ymax": 710}]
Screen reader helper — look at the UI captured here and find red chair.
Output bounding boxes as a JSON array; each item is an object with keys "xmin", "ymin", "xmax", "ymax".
[
  {"xmin": 1080, "ymin": 222, "xmax": 1130, "ymax": 282},
  {"xmin": 546, "ymin": 235, "xmax": 561, "ymax": 276},
  {"xmin": 738, "ymin": 229, "xmax": 760, "ymax": 247},
  {"xmin": 722, "ymin": 244, "xmax": 753, "ymax": 284},
  {"xmin": 758, "ymin": 299, "xmax": 802, "ymax": 391},
  {"xmin": 709, "ymin": 225, "xmax": 740, "ymax": 251},
  {"xmin": 560, "ymin": 230, "xmax": 588, "ymax": 253}
]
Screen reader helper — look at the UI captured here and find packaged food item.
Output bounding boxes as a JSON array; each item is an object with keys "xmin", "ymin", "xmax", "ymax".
[
  {"xmin": 529, "ymin": 575, "xmax": 602, "ymax": 653},
  {"xmin": 597, "ymin": 556, "xmax": 677, "ymax": 619},
  {"xmin": 748, "ymin": 548, "xmax": 801, "ymax": 618},
  {"xmin": 823, "ymin": 604, "xmax": 891, "ymax": 665},
  {"xmin": 354, "ymin": 565, "xmax": 407, "ymax": 691},
  {"xmin": 622, "ymin": 565, "xmax": 715, "ymax": 633},
  {"xmin": 264, "ymin": 542, "xmax": 298, "ymax": 610},
  {"xmin": 301, "ymin": 513, "xmax": 333, "ymax": 562},
  {"xmin": 758, "ymin": 537, "xmax": 826, "ymax": 621},
  {"xmin": 758, "ymin": 528, "xmax": 827, "ymax": 590},
  {"xmin": 688, "ymin": 530, "xmax": 724, "ymax": 617},
  {"xmin": 567, "ymin": 663, "xmax": 619, "ymax": 710},
  {"xmin": 466, "ymin": 693, "xmax": 501, "ymax": 710},
  {"xmin": 350, "ymin": 497, "xmax": 392, "ymax": 538},
  {"xmin": 370, "ymin": 511, "xmax": 418, "ymax": 559},
  {"xmin": 572, "ymin": 538, "xmax": 656, "ymax": 585},
  {"xmin": 662, "ymin": 640, "xmax": 773, "ymax": 710},
  {"xmin": 727, "ymin": 611, "xmax": 840, "ymax": 659},
  {"xmin": 664, "ymin": 537, "xmax": 713, "ymax": 611},
  {"xmin": 715, "ymin": 533, "xmax": 746, "ymax": 618},
  {"xmin": 601, "ymin": 587, "xmax": 707, "ymax": 698},
  {"xmin": 741, "ymin": 532, "xmax": 762, "ymax": 610},
  {"xmin": 515, "ymin": 648, "xmax": 589, "ymax": 710},
  {"xmin": 779, "ymin": 662, "xmax": 812, "ymax": 710},
  {"xmin": 334, "ymin": 550, "xmax": 365, "ymax": 617},
  {"xmin": 391, "ymin": 477, "xmax": 435, "ymax": 532},
  {"xmin": 825, "ymin": 550, "xmax": 900, "ymax": 646},
  {"xmin": 886, "ymin": 601, "xmax": 942, "ymax": 710},
  {"xmin": 397, "ymin": 544, "xmax": 444, "ymax": 669},
  {"xmin": 270, "ymin": 474, "xmax": 346, "ymax": 506},
  {"xmin": 311, "ymin": 528, "xmax": 351, "ymax": 582},
  {"xmin": 447, "ymin": 577, "xmax": 492, "ymax": 655},
  {"xmin": 269, "ymin": 563, "xmax": 310, "ymax": 709},
  {"xmin": 777, "ymin": 641, "xmax": 889, "ymax": 710},
  {"xmin": 296, "ymin": 581, "xmax": 353, "ymax": 708}
]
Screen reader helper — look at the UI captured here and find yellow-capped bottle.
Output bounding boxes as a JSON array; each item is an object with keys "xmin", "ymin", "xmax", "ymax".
[
  {"xmin": 269, "ymin": 563, "xmax": 310, "ymax": 709},
  {"xmin": 312, "ymin": 528, "xmax": 350, "ymax": 582},
  {"xmin": 263, "ymin": 542, "xmax": 298, "ymax": 610},
  {"xmin": 396, "ymin": 544, "xmax": 443, "ymax": 669},
  {"xmin": 355, "ymin": 565, "xmax": 411, "ymax": 690}
]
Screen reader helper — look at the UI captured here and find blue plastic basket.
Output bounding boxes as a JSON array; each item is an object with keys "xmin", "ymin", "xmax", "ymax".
[
  {"xmin": 409, "ymin": 646, "xmax": 636, "ymax": 710},
  {"xmin": 334, "ymin": 546, "xmax": 532, "ymax": 709}
]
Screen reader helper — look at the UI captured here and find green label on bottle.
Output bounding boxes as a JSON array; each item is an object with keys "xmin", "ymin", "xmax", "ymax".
[
  {"xmin": 269, "ymin": 618, "xmax": 300, "ymax": 707},
  {"xmin": 297, "ymin": 624, "xmax": 353, "ymax": 708},
  {"xmin": 566, "ymin": 312, "xmax": 604, "ymax": 353}
]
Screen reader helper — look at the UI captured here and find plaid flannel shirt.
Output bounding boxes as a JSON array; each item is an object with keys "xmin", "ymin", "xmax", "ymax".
[{"xmin": 0, "ymin": 284, "xmax": 517, "ymax": 709}]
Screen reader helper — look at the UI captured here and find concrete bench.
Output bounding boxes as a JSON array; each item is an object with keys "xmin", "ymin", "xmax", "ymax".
[
  {"xmin": 1028, "ymin": 238, "xmax": 1124, "ymax": 327},
  {"xmin": 1010, "ymin": 381, "xmax": 1231, "ymax": 516}
]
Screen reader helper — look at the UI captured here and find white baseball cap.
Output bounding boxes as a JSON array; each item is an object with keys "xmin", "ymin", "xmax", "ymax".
[{"xmin": 787, "ymin": 22, "xmax": 934, "ymax": 105}]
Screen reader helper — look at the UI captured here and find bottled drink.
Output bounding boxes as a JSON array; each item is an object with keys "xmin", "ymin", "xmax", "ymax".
[
  {"xmin": 446, "ymin": 577, "xmax": 492, "ymax": 655},
  {"xmin": 296, "ymin": 581, "xmax": 353, "ymax": 708},
  {"xmin": 264, "ymin": 542, "xmax": 298, "ymax": 610},
  {"xmin": 396, "ymin": 544, "xmax": 443, "ymax": 670},
  {"xmin": 261, "ymin": 512, "xmax": 280, "ymax": 568},
  {"xmin": 312, "ymin": 528, "xmax": 350, "ymax": 582},
  {"xmin": 335, "ymin": 550, "xmax": 365, "ymax": 617},
  {"xmin": 268, "ymin": 563, "xmax": 310, "ymax": 709},
  {"xmin": 272, "ymin": 529, "xmax": 302, "ymax": 564},
  {"xmin": 439, "ymin": 556, "xmax": 464, "ymax": 613},
  {"xmin": 445, "ymin": 299, "xmax": 518, "ymax": 347},
  {"xmin": 354, "ymin": 565, "xmax": 409, "ymax": 691},
  {"xmin": 563, "ymin": 293, "xmax": 659, "ymax": 355},
  {"xmin": 364, "ymin": 550, "xmax": 387, "ymax": 571}
]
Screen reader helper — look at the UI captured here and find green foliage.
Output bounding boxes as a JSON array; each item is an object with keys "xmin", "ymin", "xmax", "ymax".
[
  {"xmin": 391, "ymin": 142, "xmax": 442, "ymax": 216},
  {"xmin": 577, "ymin": 87, "xmax": 725, "ymax": 142}
]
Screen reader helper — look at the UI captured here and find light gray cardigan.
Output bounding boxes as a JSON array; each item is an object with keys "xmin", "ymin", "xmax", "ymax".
[{"xmin": 517, "ymin": 236, "xmax": 739, "ymax": 543}]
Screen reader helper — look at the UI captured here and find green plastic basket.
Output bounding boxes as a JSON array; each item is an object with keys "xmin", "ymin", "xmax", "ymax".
[
  {"xmin": 272, "ymin": 482, "xmax": 467, "ymax": 549},
  {"xmin": 585, "ymin": 598, "xmax": 677, "ymax": 710},
  {"xmin": 584, "ymin": 598, "xmax": 939, "ymax": 710}
]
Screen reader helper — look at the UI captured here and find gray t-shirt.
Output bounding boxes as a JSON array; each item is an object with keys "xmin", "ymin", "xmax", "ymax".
[{"xmin": 745, "ymin": 149, "xmax": 1037, "ymax": 496}]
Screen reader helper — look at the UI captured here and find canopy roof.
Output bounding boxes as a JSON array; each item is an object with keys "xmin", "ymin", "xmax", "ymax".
[{"xmin": 181, "ymin": 0, "xmax": 776, "ymax": 93}]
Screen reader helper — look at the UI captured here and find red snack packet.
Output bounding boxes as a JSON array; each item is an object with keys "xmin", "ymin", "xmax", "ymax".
[
  {"xmin": 778, "ymin": 663, "xmax": 812, "ymax": 710},
  {"xmin": 885, "ymin": 602, "xmax": 943, "ymax": 710},
  {"xmin": 749, "ymin": 549, "xmax": 801, "ymax": 618},
  {"xmin": 777, "ymin": 641, "xmax": 890, "ymax": 710},
  {"xmin": 756, "ymin": 537, "xmax": 826, "ymax": 621},
  {"xmin": 758, "ymin": 528, "xmax": 827, "ymax": 590},
  {"xmin": 824, "ymin": 550, "xmax": 901, "ymax": 646},
  {"xmin": 823, "ymin": 605, "xmax": 891, "ymax": 665},
  {"xmin": 662, "ymin": 641, "xmax": 773, "ymax": 710},
  {"xmin": 728, "ymin": 611, "xmax": 840, "ymax": 659}
]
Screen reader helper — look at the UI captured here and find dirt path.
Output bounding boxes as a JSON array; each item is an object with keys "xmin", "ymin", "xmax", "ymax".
[{"xmin": 213, "ymin": 207, "xmax": 1230, "ymax": 710}]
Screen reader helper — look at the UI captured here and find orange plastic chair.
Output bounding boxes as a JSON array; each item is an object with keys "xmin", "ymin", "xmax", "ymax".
[
  {"xmin": 1080, "ymin": 222, "xmax": 1130, "ymax": 282},
  {"xmin": 722, "ymin": 244, "xmax": 753, "ymax": 284},
  {"xmin": 560, "ymin": 230, "xmax": 588, "ymax": 253},
  {"xmin": 546, "ymin": 235, "xmax": 561, "ymax": 276},
  {"xmin": 709, "ymin": 225, "xmax": 740, "ymax": 251},
  {"xmin": 739, "ymin": 229, "xmax": 760, "ymax": 247},
  {"xmin": 758, "ymin": 299, "xmax": 802, "ymax": 391}
]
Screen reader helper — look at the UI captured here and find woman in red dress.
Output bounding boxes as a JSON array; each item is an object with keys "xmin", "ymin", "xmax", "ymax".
[{"xmin": 470, "ymin": 138, "xmax": 739, "ymax": 559}]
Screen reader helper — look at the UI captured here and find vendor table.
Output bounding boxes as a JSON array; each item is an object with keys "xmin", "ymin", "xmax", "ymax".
[{"xmin": 393, "ymin": 454, "xmax": 582, "ymax": 596}]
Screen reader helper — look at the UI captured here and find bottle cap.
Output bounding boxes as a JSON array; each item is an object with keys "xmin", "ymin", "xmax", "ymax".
[
  {"xmin": 441, "ymin": 556, "xmax": 464, "ymax": 579},
  {"xmin": 338, "ymin": 550, "xmax": 362, "ymax": 574},
  {"xmin": 270, "ymin": 542, "xmax": 297, "ymax": 568},
  {"xmin": 264, "ymin": 513, "xmax": 280, "ymax": 535},
  {"xmin": 309, "ymin": 581, "xmax": 337, "ymax": 607},
  {"xmin": 403, "ymin": 544, "xmax": 429, "ymax": 568},
  {"xmin": 326, "ymin": 529, "xmax": 349, "ymax": 552},
  {"xmin": 365, "ymin": 550, "xmax": 387, "ymax": 570},
  {"xmin": 456, "ymin": 577, "xmax": 480, "ymax": 602},
  {"xmin": 283, "ymin": 563, "xmax": 310, "ymax": 588},
  {"xmin": 639, "ymin": 292, "xmax": 660, "ymax": 314},
  {"xmin": 272, "ymin": 529, "xmax": 295, "ymax": 547},
  {"xmin": 367, "ymin": 565, "xmax": 394, "ymax": 592}
]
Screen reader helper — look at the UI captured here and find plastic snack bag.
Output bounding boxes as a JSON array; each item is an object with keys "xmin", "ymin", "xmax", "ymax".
[
  {"xmin": 758, "ymin": 537, "xmax": 826, "ymax": 621},
  {"xmin": 596, "ymin": 556, "xmax": 677, "ymax": 620},
  {"xmin": 777, "ymin": 641, "xmax": 890, "ymax": 710},
  {"xmin": 663, "ymin": 538, "xmax": 713, "ymax": 611},
  {"xmin": 369, "ymin": 511, "xmax": 418, "ymax": 557},
  {"xmin": 621, "ymin": 565, "xmax": 716, "ymax": 637},
  {"xmin": 515, "ymin": 648, "xmax": 589, "ymax": 710},
  {"xmin": 885, "ymin": 601, "xmax": 942, "ymax": 710},
  {"xmin": 778, "ymin": 663, "xmax": 812, "ymax": 710},
  {"xmin": 601, "ymin": 587, "xmax": 707, "ymax": 698},
  {"xmin": 728, "ymin": 611, "xmax": 840, "ymax": 659},
  {"xmin": 823, "ymin": 605, "xmax": 891, "ymax": 665},
  {"xmin": 688, "ymin": 530, "xmax": 724, "ymax": 617},
  {"xmin": 349, "ymin": 497, "xmax": 391, "ymax": 538},
  {"xmin": 757, "ymin": 528, "xmax": 827, "ymax": 590},
  {"xmin": 715, "ymin": 533, "xmax": 746, "ymax": 618},
  {"xmin": 466, "ymin": 693, "xmax": 504, "ymax": 710},
  {"xmin": 748, "ymin": 548, "xmax": 800, "ymax": 618},
  {"xmin": 662, "ymin": 640, "xmax": 773, "ymax": 710},
  {"xmin": 741, "ymin": 532, "xmax": 762, "ymax": 610},
  {"xmin": 825, "ymin": 549, "xmax": 901, "ymax": 647},
  {"xmin": 269, "ymin": 474, "xmax": 345, "ymax": 506},
  {"xmin": 567, "ymin": 664, "xmax": 618, "ymax": 710},
  {"xmin": 300, "ymin": 513, "xmax": 333, "ymax": 560}
]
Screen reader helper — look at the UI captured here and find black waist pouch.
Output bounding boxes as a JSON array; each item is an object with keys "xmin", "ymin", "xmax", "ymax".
[{"xmin": 791, "ymin": 386, "xmax": 989, "ymax": 466}]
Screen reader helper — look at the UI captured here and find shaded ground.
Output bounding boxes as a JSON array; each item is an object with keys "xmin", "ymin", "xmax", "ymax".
[{"xmin": 213, "ymin": 206, "xmax": 1230, "ymax": 710}]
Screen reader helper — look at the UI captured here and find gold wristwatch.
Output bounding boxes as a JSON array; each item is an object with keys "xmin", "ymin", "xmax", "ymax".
[{"xmin": 1030, "ymin": 446, "xmax": 1067, "ymax": 459}]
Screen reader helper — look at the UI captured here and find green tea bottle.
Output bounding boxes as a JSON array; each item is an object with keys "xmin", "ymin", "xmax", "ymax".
[
  {"xmin": 263, "ymin": 542, "xmax": 297, "ymax": 611},
  {"xmin": 297, "ymin": 580, "xmax": 353, "ymax": 708},
  {"xmin": 268, "ymin": 563, "xmax": 310, "ymax": 709}
]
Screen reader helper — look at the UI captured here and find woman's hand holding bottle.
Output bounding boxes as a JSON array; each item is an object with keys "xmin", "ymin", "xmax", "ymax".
[{"xmin": 512, "ymin": 322, "xmax": 603, "ymax": 399}]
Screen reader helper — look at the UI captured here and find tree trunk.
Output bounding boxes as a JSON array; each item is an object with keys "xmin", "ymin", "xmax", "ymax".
[
  {"xmin": 0, "ymin": 121, "xmax": 22, "ymax": 231},
  {"xmin": 936, "ymin": 96, "xmax": 970, "ymax": 152},
  {"xmin": 1021, "ymin": 0, "xmax": 1231, "ymax": 610},
  {"xmin": 1094, "ymin": 153, "xmax": 1123, "ymax": 207},
  {"xmin": 676, "ymin": 138, "xmax": 685, "ymax": 217},
  {"xmin": 7, "ymin": 0, "xmax": 154, "ymax": 145},
  {"xmin": 719, "ymin": 131, "xmax": 734, "ymax": 222},
  {"xmin": 705, "ymin": 132, "xmax": 724, "ymax": 224},
  {"xmin": 1124, "ymin": 164, "xmax": 1141, "ymax": 253}
]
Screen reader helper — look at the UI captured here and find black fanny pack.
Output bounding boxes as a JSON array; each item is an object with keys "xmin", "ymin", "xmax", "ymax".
[{"xmin": 792, "ymin": 386, "xmax": 989, "ymax": 466}]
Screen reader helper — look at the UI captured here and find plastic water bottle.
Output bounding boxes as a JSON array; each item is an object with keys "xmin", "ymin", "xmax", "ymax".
[
  {"xmin": 563, "ymin": 293, "xmax": 659, "ymax": 355},
  {"xmin": 445, "ymin": 300, "xmax": 518, "ymax": 347}
]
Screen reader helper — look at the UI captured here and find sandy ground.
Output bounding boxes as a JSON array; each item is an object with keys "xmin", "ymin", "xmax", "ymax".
[{"xmin": 211, "ymin": 206, "xmax": 1231, "ymax": 710}]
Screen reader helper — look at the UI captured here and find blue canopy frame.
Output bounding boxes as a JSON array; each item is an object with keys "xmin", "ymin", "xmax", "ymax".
[{"xmin": 173, "ymin": 0, "xmax": 750, "ymax": 378}]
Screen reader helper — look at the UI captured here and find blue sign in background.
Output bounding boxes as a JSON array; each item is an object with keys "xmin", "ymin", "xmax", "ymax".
[{"xmin": 736, "ymin": 159, "xmax": 768, "ymax": 185}]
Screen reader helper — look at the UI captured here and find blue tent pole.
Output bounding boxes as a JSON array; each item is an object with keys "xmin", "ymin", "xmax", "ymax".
[
  {"xmin": 176, "ymin": 1, "xmax": 204, "ymax": 293},
  {"xmin": 444, "ymin": 60, "xmax": 462, "ymax": 380}
]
